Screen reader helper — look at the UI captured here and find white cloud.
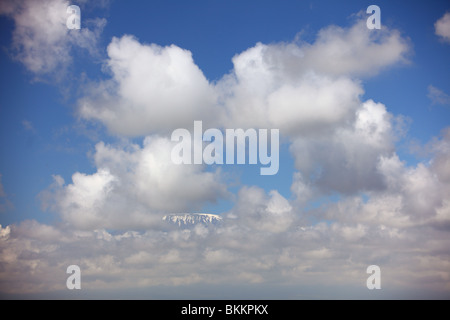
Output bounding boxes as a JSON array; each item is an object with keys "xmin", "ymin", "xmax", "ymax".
[
  {"xmin": 322, "ymin": 128, "xmax": 450, "ymax": 229},
  {"xmin": 219, "ymin": 66, "xmax": 363, "ymax": 133},
  {"xmin": 435, "ymin": 12, "xmax": 450, "ymax": 43},
  {"xmin": 290, "ymin": 100, "xmax": 399, "ymax": 194},
  {"xmin": 430, "ymin": 129, "xmax": 450, "ymax": 185},
  {"xmin": 300, "ymin": 19, "xmax": 410, "ymax": 77},
  {"xmin": 227, "ymin": 186, "xmax": 295, "ymax": 233},
  {"xmin": 41, "ymin": 136, "xmax": 228, "ymax": 230},
  {"xmin": 78, "ymin": 35, "xmax": 218, "ymax": 136},
  {"xmin": 78, "ymin": 18, "xmax": 410, "ymax": 137},
  {"xmin": 428, "ymin": 85, "xmax": 450, "ymax": 106},
  {"xmin": 218, "ymin": 19, "xmax": 409, "ymax": 132},
  {"xmin": 2, "ymin": 14, "xmax": 448, "ymax": 299},
  {"xmin": 0, "ymin": 0, "xmax": 106, "ymax": 76}
]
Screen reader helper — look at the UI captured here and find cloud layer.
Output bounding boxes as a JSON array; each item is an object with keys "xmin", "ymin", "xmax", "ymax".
[{"xmin": 2, "ymin": 141, "xmax": 450, "ymax": 297}]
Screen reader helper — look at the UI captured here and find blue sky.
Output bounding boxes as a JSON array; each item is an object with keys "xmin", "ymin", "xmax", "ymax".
[{"xmin": 1, "ymin": 0, "xmax": 450, "ymax": 299}]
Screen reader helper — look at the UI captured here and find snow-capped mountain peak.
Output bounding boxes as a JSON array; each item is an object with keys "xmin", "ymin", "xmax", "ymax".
[{"xmin": 162, "ymin": 213, "xmax": 223, "ymax": 226}]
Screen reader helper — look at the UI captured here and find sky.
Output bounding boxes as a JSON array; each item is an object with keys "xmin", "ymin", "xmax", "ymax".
[{"xmin": 0, "ymin": 0, "xmax": 450, "ymax": 299}]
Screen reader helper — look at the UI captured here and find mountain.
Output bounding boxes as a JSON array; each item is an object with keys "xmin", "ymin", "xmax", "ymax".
[{"xmin": 162, "ymin": 213, "xmax": 223, "ymax": 227}]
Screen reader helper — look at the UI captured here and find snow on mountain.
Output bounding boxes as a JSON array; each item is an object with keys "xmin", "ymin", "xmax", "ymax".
[{"xmin": 162, "ymin": 213, "xmax": 223, "ymax": 227}]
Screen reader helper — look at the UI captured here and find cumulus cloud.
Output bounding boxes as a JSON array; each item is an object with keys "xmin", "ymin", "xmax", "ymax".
[
  {"xmin": 290, "ymin": 100, "xmax": 400, "ymax": 194},
  {"xmin": 435, "ymin": 12, "xmax": 450, "ymax": 43},
  {"xmin": 78, "ymin": 18, "xmax": 410, "ymax": 137},
  {"xmin": 227, "ymin": 186, "xmax": 295, "ymax": 233},
  {"xmin": 78, "ymin": 35, "xmax": 218, "ymax": 136},
  {"xmin": 299, "ymin": 19, "xmax": 410, "ymax": 77},
  {"xmin": 322, "ymin": 128, "xmax": 450, "ymax": 229},
  {"xmin": 40, "ymin": 136, "xmax": 228, "ymax": 230},
  {"xmin": 219, "ymin": 65, "xmax": 363, "ymax": 133},
  {"xmin": 216, "ymin": 18, "xmax": 409, "ymax": 132},
  {"xmin": 0, "ymin": 0, "xmax": 106, "ymax": 76}
]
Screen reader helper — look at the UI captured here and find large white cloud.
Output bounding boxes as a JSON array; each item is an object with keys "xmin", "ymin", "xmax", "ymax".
[
  {"xmin": 78, "ymin": 35, "xmax": 218, "ymax": 136},
  {"xmin": 78, "ymin": 18, "xmax": 410, "ymax": 137},
  {"xmin": 290, "ymin": 100, "xmax": 400, "ymax": 194},
  {"xmin": 320, "ymin": 128, "xmax": 450, "ymax": 229},
  {"xmin": 300, "ymin": 19, "xmax": 410, "ymax": 76},
  {"xmin": 41, "ymin": 136, "xmax": 228, "ymax": 230},
  {"xmin": 217, "ymin": 19, "xmax": 409, "ymax": 132}
]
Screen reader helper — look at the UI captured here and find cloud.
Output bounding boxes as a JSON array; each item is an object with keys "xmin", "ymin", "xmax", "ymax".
[
  {"xmin": 290, "ymin": 100, "xmax": 400, "ymax": 194},
  {"xmin": 435, "ymin": 12, "xmax": 450, "ymax": 43},
  {"xmin": 227, "ymin": 186, "xmax": 295, "ymax": 233},
  {"xmin": 2, "ymin": 177, "xmax": 450, "ymax": 298},
  {"xmin": 0, "ymin": 0, "xmax": 106, "ymax": 76},
  {"xmin": 70, "ymin": 18, "xmax": 413, "ymax": 229},
  {"xmin": 2, "ymin": 13, "xmax": 448, "ymax": 299},
  {"xmin": 219, "ymin": 65, "xmax": 364, "ymax": 134},
  {"xmin": 217, "ymin": 19, "xmax": 409, "ymax": 132},
  {"xmin": 428, "ymin": 85, "xmax": 450, "ymax": 106},
  {"xmin": 322, "ymin": 128, "xmax": 450, "ymax": 228},
  {"xmin": 40, "ymin": 136, "xmax": 228, "ymax": 230},
  {"xmin": 3, "ymin": 126, "xmax": 450, "ymax": 296},
  {"xmin": 15, "ymin": 128, "xmax": 447, "ymax": 296},
  {"xmin": 78, "ymin": 35, "xmax": 218, "ymax": 136},
  {"xmin": 78, "ymin": 18, "xmax": 410, "ymax": 137}
]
